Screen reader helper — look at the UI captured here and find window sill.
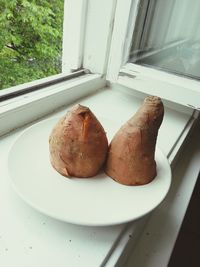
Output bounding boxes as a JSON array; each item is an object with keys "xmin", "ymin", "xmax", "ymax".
[
  {"xmin": 0, "ymin": 84, "xmax": 198, "ymax": 267},
  {"xmin": 124, "ymin": 122, "xmax": 200, "ymax": 267}
]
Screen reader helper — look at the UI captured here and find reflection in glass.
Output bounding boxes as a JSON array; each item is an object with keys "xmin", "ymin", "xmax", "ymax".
[{"xmin": 129, "ymin": 0, "xmax": 200, "ymax": 79}]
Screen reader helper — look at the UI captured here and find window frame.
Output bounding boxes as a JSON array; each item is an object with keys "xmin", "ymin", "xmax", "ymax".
[
  {"xmin": 0, "ymin": 0, "xmax": 87, "ymax": 97},
  {"xmin": 1, "ymin": 0, "xmax": 199, "ymax": 137},
  {"xmin": 62, "ymin": 0, "xmax": 88, "ymax": 73},
  {"xmin": 106, "ymin": 0, "xmax": 200, "ymax": 109},
  {"xmin": 0, "ymin": 0, "xmax": 117, "ymax": 136},
  {"xmin": 62, "ymin": 0, "xmax": 118, "ymax": 75},
  {"xmin": 0, "ymin": 73, "xmax": 105, "ymax": 136},
  {"xmin": 0, "ymin": 0, "xmax": 116, "ymax": 98}
]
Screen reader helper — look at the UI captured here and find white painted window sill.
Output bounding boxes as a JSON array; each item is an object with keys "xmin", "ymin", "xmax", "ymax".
[
  {"xmin": 0, "ymin": 85, "xmax": 199, "ymax": 267},
  {"xmin": 123, "ymin": 123, "xmax": 200, "ymax": 267}
]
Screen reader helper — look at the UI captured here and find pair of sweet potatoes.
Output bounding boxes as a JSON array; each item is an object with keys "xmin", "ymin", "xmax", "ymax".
[{"xmin": 49, "ymin": 96, "xmax": 164, "ymax": 186}]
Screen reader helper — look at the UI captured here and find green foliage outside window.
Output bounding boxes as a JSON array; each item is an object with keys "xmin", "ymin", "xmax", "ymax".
[{"xmin": 0, "ymin": 0, "xmax": 64, "ymax": 90}]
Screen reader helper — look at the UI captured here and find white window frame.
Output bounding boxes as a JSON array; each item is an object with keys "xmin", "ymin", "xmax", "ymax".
[
  {"xmin": 0, "ymin": 0, "xmax": 117, "ymax": 136},
  {"xmin": 107, "ymin": 0, "xmax": 200, "ymax": 109},
  {"xmin": 0, "ymin": 1, "xmax": 85, "ymax": 95},
  {"xmin": 63, "ymin": 0, "xmax": 118, "ymax": 74},
  {"xmin": 1, "ymin": 0, "xmax": 199, "ymax": 138},
  {"xmin": 62, "ymin": 0, "xmax": 88, "ymax": 73}
]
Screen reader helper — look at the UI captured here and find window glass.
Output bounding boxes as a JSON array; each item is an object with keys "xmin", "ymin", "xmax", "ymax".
[
  {"xmin": 0, "ymin": 0, "xmax": 64, "ymax": 90},
  {"xmin": 129, "ymin": 0, "xmax": 200, "ymax": 80}
]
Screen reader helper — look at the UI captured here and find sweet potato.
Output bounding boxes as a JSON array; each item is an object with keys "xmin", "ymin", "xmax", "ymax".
[
  {"xmin": 49, "ymin": 104, "xmax": 108, "ymax": 178},
  {"xmin": 105, "ymin": 96, "xmax": 164, "ymax": 185}
]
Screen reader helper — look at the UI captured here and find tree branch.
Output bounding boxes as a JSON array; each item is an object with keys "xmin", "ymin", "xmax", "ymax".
[{"xmin": 5, "ymin": 44, "xmax": 22, "ymax": 56}]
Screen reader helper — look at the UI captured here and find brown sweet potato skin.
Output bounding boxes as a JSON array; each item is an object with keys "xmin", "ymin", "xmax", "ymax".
[
  {"xmin": 105, "ymin": 96, "xmax": 164, "ymax": 185},
  {"xmin": 49, "ymin": 104, "xmax": 108, "ymax": 178}
]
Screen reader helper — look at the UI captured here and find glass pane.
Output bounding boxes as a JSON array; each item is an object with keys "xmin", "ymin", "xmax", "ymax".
[
  {"xmin": 129, "ymin": 0, "xmax": 200, "ymax": 80},
  {"xmin": 0, "ymin": 0, "xmax": 64, "ymax": 90}
]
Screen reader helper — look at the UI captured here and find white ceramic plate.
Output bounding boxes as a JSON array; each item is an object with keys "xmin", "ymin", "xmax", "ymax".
[{"xmin": 8, "ymin": 117, "xmax": 171, "ymax": 226}]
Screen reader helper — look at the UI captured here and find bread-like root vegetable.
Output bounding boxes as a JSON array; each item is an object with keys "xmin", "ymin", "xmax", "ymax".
[
  {"xmin": 49, "ymin": 104, "xmax": 108, "ymax": 178},
  {"xmin": 105, "ymin": 96, "xmax": 164, "ymax": 185}
]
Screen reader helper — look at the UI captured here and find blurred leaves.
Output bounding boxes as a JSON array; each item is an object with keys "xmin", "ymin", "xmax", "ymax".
[{"xmin": 0, "ymin": 0, "xmax": 64, "ymax": 89}]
